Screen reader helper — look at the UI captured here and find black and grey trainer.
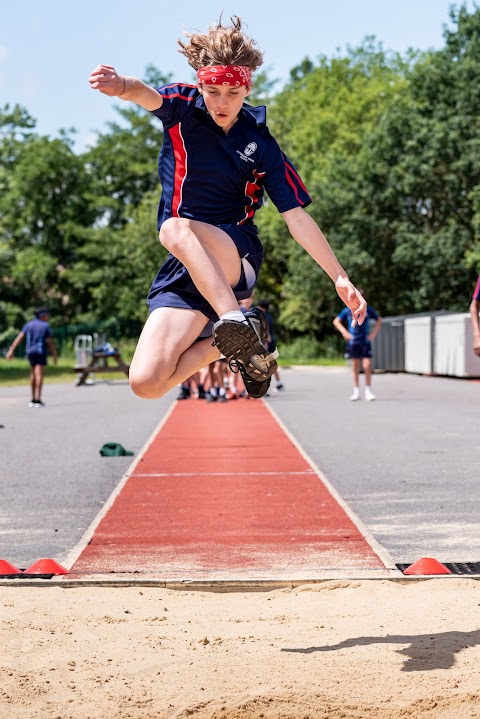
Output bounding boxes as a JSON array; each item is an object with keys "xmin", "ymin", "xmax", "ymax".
[
  {"xmin": 212, "ymin": 313, "xmax": 278, "ymax": 381},
  {"xmin": 244, "ymin": 307, "xmax": 271, "ymax": 349},
  {"xmin": 229, "ymin": 360, "xmax": 271, "ymax": 399}
]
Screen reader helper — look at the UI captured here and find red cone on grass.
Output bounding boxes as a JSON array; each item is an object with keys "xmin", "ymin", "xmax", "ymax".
[
  {"xmin": 403, "ymin": 557, "xmax": 451, "ymax": 575},
  {"xmin": 0, "ymin": 559, "xmax": 21, "ymax": 575},
  {"xmin": 24, "ymin": 559, "xmax": 68, "ymax": 575}
]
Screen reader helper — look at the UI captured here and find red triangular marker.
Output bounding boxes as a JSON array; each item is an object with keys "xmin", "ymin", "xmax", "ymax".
[
  {"xmin": 24, "ymin": 559, "xmax": 68, "ymax": 575},
  {"xmin": 0, "ymin": 559, "xmax": 21, "ymax": 575},
  {"xmin": 403, "ymin": 557, "xmax": 451, "ymax": 575}
]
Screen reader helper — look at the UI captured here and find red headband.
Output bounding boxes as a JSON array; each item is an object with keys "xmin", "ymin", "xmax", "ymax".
[{"xmin": 196, "ymin": 65, "xmax": 252, "ymax": 87}]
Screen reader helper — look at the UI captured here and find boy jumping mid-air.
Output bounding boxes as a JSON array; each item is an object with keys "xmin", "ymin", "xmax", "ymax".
[{"xmin": 89, "ymin": 16, "xmax": 367, "ymax": 400}]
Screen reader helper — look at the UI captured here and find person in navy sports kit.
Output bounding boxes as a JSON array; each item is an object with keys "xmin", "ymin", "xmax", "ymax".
[
  {"xmin": 6, "ymin": 307, "xmax": 58, "ymax": 407},
  {"xmin": 89, "ymin": 16, "xmax": 367, "ymax": 400},
  {"xmin": 333, "ymin": 299, "xmax": 382, "ymax": 401},
  {"xmin": 470, "ymin": 276, "xmax": 480, "ymax": 357}
]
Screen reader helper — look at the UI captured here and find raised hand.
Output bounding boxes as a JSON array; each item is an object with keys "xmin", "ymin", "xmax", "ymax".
[
  {"xmin": 88, "ymin": 64, "xmax": 125, "ymax": 96},
  {"xmin": 335, "ymin": 277, "xmax": 367, "ymax": 327}
]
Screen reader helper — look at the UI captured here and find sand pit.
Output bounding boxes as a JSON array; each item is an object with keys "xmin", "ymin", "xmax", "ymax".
[{"xmin": 1, "ymin": 578, "xmax": 479, "ymax": 718}]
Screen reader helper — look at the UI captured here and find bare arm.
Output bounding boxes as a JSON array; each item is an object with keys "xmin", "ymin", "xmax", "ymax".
[
  {"xmin": 368, "ymin": 316, "xmax": 382, "ymax": 342},
  {"xmin": 88, "ymin": 64, "xmax": 163, "ymax": 112},
  {"xmin": 470, "ymin": 299, "xmax": 480, "ymax": 356},
  {"xmin": 5, "ymin": 332, "xmax": 25, "ymax": 360},
  {"xmin": 46, "ymin": 337, "xmax": 58, "ymax": 365},
  {"xmin": 333, "ymin": 317, "xmax": 352, "ymax": 342},
  {"xmin": 282, "ymin": 206, "xmax": 367, "ymax": 326}
]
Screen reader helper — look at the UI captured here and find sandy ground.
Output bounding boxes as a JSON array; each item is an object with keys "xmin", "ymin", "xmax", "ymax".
[{"xmin": 1, "ymin": 579, "xmax": 479, "ymax": 718}]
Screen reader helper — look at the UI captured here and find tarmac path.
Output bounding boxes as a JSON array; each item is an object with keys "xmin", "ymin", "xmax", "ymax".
[
  {"xmin": 1, "ymin": 367, "xmax": 479, "ymax": 574},
  {"xmin": 0, "ymin": 379, "xmax": 171, "ymax": 568},
  {"xmin": 270, "ymin": 367, "xmax": 480, "ymax": 564}
]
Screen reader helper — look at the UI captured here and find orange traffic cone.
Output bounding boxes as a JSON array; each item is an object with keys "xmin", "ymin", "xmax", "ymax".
[
  {"xmin": 24, "ymin": 559, "xmax": 68, "ymax": 575},
  {"xmin": 0, "ymin": 559, "xmax": 21, "ymax": 575},
  {"xmin": 403, "ymin": 557, "xmax": 451, "ymax": 575}
]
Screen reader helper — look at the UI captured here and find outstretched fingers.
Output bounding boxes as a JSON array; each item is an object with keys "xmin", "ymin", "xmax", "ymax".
[
  {"xmin": 335, "ymin": 278, "xmax": 368, "ymax": 327},
  {"xmin": 350, "ymin": 288, "xmax": 367, "ymax": 327}
]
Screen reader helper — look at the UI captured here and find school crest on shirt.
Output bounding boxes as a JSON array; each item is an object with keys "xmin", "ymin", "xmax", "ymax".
[{"xmin": 236, "ymin": 141, "xmax": 257, "ymax": 162}]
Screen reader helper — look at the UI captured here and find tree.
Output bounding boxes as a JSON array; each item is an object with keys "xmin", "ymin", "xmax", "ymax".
[
  {"xmin": 83, "ymin": 66, "xmax": 170, "ymax": 229},
  {"xmin": 342, "ymin": 5, "xmax": 480, "ymax": 314},
  {"xmin": 65, "ymin": 190, "xmax": 165, "ymax": 324},
  {"xmin": 255, "ymin": 40, "xmax": 407, "ymax": 336}
]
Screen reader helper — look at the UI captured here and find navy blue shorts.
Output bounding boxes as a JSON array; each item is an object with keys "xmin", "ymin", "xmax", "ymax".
[
  {"xmin": 146, "ymin": 223, "xmax": 263, "ymax": 337},
  {"xmin": 345, "ymin": 341, "xmax": 372, "ymax": 360},
  {"xmin": 27, "ymin": 352, "xmax": 47, "ymax": 367}
]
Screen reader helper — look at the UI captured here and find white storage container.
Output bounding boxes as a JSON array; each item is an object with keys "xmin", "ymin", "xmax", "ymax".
[
  {"xmin": 434, "ymin": 313, "xmax": 480, "ymax": 378},
  {"xmin": 405, "ymin": 316, "xmax": 433, "ymax": 374}
]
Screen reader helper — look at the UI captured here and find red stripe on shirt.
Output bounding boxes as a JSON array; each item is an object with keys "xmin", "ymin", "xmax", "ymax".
[
  {"xmin": 168, "ymin": 124, "xmax": 187, "ymax": 217},
  {"xmin": 160, "ymin": 83, "xmax": 197, "ymax": 101},
  {"xmin": 284, "ymin": 158, "xmax": 309, "ymax": 195},
  {"xmin": 160, "ymin": 92, "xmax": 196, "ymax": 101},
  {"xmin": 284, "ymin": 163, "xmax": 302, "ymax": 205},
  {"xmin": 162, "ymin": 82, "xmax": 197, "ymax": 88},
  {"xmin": 239, "ymin": 170, "xmax": 266, "ymax": 225},
  {"xmin": 474, "ymin": 276, "xmax": 480, "ymax": 301}
]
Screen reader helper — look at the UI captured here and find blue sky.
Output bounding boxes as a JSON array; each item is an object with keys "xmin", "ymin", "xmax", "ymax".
[{"xmin": 0, "ymin": 1, "xmax": 474, "ymax": 152}]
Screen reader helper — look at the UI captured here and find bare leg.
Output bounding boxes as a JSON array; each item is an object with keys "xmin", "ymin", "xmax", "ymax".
[
  {"xmin": 129, "ymin": 307, "xmax": 221, "ymax": 399},
  {"xmin": 200, "ymin": 365, "xmax": 212, "ymax": 392},
  {"xmin": 217, "ymin": 360, "xmax": 229, "ymax": 397},
  {"xmin": 351, "ymin": 358, "xmax": 360, "ymax": 389},
  {"xmin": 363, "ymin": 357, "xmax": 372, "ymax": 387},
  {"xmin": 234, "ymin": 369, "xmax": 245, "ymax": 394},
  {"xmin": 189, "ymin": 371, "xmax": 201, "ymax": 396},
  {"xmin": 33, "ymin": 365, "xmax": 45, "ymax": 401},
  {"xmin": 159, "ymin": 218, "xmax": 242, "ymax": 317},
  {"xmin": 208, "ymin": 363, "xmax": 217, "ymax": 389},
  {"xmin": 30, "ymin": 366, "xmax": 35, "ymax": 401},
  {"xmin": 206, "ymin": 360, "xmax": 227, "ymax": 399},
  {"xmin": 363, "ymin": 357, "xmax": 376, "ymax": 400},
  {"xmin": 274, "ymin": 368, "xmax": 284, "ymax": 389}
]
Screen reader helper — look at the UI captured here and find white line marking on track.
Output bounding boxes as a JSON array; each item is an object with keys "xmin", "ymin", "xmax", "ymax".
[
  {"xmin": 63, "ymin": 402, "xmax": 177, "ymax": 571},
  {"xmin": 262, "ymin": 399, "xmax": 400, "ymax": 572},
  {"xmin": 132, "ymin": 471, "xmax": 316, "ymax": 477}
]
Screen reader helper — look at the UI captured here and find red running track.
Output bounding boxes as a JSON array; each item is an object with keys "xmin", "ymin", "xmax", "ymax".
[{"xmin": 71, "ymin": 399, "xmax": 387, "ymax": 579}]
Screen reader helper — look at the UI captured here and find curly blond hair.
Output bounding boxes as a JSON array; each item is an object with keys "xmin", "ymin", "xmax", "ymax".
[{"xmin": 177, "ymin": 15, "xmax": 263, "ymax": 72}]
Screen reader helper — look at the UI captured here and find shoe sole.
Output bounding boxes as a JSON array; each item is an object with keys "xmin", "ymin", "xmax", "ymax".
[
  {"xmin": 242, "ymin": 374, "xmax": 271, "ymax": 398},
  {"xmin": 213, "ymin": 320, "xmax": 278, "ymax": 380},
  {"xmin": 229, "ymin": 356, "xmax": 271, "ymax": 399}
]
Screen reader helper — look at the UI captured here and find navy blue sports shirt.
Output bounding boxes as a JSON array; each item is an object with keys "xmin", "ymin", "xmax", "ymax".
[
  {"xmin": 150, "ymin": 83, "xmax": 312, "ymax": 229},
  {"xmin": 21, "ymin": 318, "xmax": 51, "ymax": 355},
  {"xmin": 337, "ymin": 306, "xmax": 379, "ymax": 345}
]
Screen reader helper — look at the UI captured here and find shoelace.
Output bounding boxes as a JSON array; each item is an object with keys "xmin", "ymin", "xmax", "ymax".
[{"xmin": 229, "ymin": 359, "xmax": 241, "ymax": 374}]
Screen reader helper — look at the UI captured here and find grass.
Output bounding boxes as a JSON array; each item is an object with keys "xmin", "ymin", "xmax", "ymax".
[
  {"xmin": 279, "ymin": 356, "xmax": 346, "ymax": 367},
  {"xmin": 0, "ymin": 357, "xmax": 130, "ymax": 387},
  {"xmin": 0, "ymin": 353, "xmax": 346, "ymax": 388}
]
